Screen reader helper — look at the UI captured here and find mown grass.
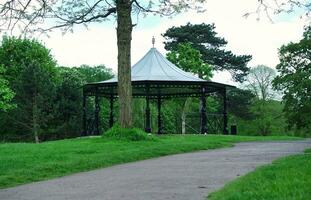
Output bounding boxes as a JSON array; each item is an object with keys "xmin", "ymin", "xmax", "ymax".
[
  {"xmin": 0, "ymin": 134, "xmax": 299, "ymax": 189},
  {"xmin": 208, "ymin": 148, "xmax": 311, "ymax": 200}
]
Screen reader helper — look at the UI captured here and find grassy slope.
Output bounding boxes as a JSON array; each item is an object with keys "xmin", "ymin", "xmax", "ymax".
[
  {"xmin": 0, "ymin": 135, "xmax": 298, "ymax": 189},
  {"xmin": 208, "ymin": 148, "xmax": 311, "ymax": 200}
]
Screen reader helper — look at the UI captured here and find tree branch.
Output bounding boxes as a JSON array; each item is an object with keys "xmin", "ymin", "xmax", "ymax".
[
  {"xmin": 244, "ymin": 0, "xmax": 311, "ymax": 21},
  {"xmin": 40, "ymin": 7, "xmax": 116, "ymax": 33}
]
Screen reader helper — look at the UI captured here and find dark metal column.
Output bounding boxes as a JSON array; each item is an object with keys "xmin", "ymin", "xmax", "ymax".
[
  {"xmin": 200, "ymin": 87, "xmax": 207, "ymax": 134},
  {"xmin": 145, "ymin": 85, "xmax": 151, "ymax": 133},
  {"xmin": 157, "ymin": 96, "xmax": 162, "ymax": 134},
  {"xmin": 109, "ymin": 95, "xmax": 114, "ymax": 128},
  {"xmin": 94, "ymin": 89, "xmax": 100, "ymax": 135},
  {"xmin": 82, "ymin": 89, "xmax": 87, "ymax": 136},
  {"xmin": 223, "ymin": 87, "xmax": 229, "ymax": 135}
]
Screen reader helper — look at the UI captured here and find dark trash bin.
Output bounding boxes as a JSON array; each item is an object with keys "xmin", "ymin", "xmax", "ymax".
[{"xmin": 231, "ymin": 125, "xmax": 237, "ymax": 135}]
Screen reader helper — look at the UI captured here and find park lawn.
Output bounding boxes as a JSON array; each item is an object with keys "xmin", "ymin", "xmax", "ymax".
[
  {"xmin": 208, "ymin": 148, "xmax": 311, "ymax": 200},
  {"xmin": 0, "ymin": 134, "xmax": 299, "ymax": 189}
]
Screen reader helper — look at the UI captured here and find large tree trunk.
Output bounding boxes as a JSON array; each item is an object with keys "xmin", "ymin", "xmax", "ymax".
[{"xmin": 116, "ymin": 0, "xmax": 133, "ymax": 128}]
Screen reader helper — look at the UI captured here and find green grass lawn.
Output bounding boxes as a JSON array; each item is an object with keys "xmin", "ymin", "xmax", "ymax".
[
  {"xmin": 208, "ymin": 148, "xmax": 311, "ymax": 200},
  {"xmin": 0, "ymin": 134, "xmax": 299, "ymax": 189}
]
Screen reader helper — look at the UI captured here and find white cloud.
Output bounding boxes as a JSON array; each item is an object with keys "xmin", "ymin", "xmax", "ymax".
[{"xmin": 42, "ymin": 0, "xmax": 306, "ymax": 84}]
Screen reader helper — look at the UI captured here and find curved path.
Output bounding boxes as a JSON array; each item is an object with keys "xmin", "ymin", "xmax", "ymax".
[{"xmin": 1, "ymin": 139, "xmax": 311, "ymax": 200}]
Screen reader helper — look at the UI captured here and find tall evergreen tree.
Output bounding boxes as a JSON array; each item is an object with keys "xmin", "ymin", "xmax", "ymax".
[{"xmin": 163, "ymin": 23, "xmax": 252, "ymax": 82}]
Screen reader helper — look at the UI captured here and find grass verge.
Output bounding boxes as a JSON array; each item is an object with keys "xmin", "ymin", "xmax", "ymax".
[
  {"xmin": 208, "ymin": 148, "xmax": 311, "ymax": 200},
  {"xmin": 0, "ymin": 134, "xmax": 299, "ymax": 189}
]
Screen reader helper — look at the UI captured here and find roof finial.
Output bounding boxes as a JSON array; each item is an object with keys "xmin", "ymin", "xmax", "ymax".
[{"xmin": 152, "ymin": 36, "xmax": 155, "ymax": 48}]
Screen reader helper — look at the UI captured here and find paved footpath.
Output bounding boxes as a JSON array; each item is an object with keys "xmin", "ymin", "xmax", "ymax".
[{"xmin": 1, "ymin": 139, "xmax": 311, "ymax": 200}]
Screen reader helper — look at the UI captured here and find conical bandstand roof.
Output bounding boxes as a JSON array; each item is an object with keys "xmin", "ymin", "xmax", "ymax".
[
  {"xmin": 101, "ymin": 48, "xmax": 205, "ymax": 83},
  {"xmin": 85, "ymin": 47, "xmax": 234, "ymax": 98}
]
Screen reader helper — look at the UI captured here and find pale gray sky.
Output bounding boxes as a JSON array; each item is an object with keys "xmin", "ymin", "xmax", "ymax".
[{"xmin": 41, "ymin": 0, "xmax": 307, "ymax": 85}]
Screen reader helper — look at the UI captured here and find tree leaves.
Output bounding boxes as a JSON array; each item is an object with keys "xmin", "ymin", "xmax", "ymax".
[
  {"xmin": 0, "ymin": 65, "xmax": 15, "ymax": 111},
  {"xmin": 163, "ymin": 23, "xmax": 252, "ymax": 82},
  {"xmin": 273, "ymin": 26, "xmax": 311, "ymax": 131},
  {"xmin": 166, "ymin": 42, "xmax": 213, "ymax": 80}
]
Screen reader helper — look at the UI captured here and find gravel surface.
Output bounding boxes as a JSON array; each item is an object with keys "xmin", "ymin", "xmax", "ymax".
[{"xmin": 1, "ymin": 139, "xmax": 310, "ymax": 200}]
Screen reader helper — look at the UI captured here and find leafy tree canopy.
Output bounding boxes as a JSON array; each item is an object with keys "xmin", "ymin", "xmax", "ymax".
[
  {"xmin": 166, "ymin": 42, "xmax": 213, "ymax": 80},
  {"xmin": 0, "ymin": 65, "xmax": 15, "ymax": 111},
  {"xmin": 163, "ymin": 23, "xmax": 252, "ymax": 82},
  {"xmin": 0, "ymin": 36, "xmax": 57, "ymax": 142},
  {"xmin": 273, "ymin": 26, "xmax": 311, "ymax": 131},
  {"xmin": 244, "ymin": 65, "xmax": 277, "ymax": 101},
  {"xmin": 228, "ymin": 88, "xmax": 255, "ymax": 120},
  {"xmin": 75, "ymin": 64, "xmax": 114, "ymax": 83},
  {"xmin": 0, "ymin": 36, "xmax": 57, "ymax": 83}
]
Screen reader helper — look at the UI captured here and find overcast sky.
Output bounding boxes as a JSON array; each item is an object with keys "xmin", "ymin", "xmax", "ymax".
[{"xmin": 41, "ymin": 0, "xmax": 307, "ymax": 85}]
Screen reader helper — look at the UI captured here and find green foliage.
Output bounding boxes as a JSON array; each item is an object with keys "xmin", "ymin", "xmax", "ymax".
[
  {"xmin": 0, "ymin": 65, "xmax": 14, "ymax": 111},
  {"xmin": 0, "ymin": 35, "xmax": 114, "ymax": 142},
  {"xmin": 0, "ymin": 135, "xmax": 298, "ymax": 188},
  {"xmin": 75, "ymin": 64, "xmax": 113, "ymax": 83},
  {"xmin": 228, "ymin": 88, "xmax": 255, "ymax": 120},
  {"xmin": 167, "ymin": 42, "xmax": 212, "ymax": 79},
  {"xmin": 235, "ymin": 65, "xmax": 283, "ymax": 136},
  {"xmin": 0, "ymin": 36, "xmax": 57, "ymax": 142},
  {"xmin": 273, "ymin": 26, "xmax": 311, "ymax": 134},
  {"xmin": 163, "ymin": 23, "xmax": 252, "ymax": 82},
  {"xmin": 251, "ymin": 100, "xmax": 276, "ymax": 136},
  {"xmin": 52, "ymin": 65, "xmax": 113, "ymax": 139},
  {"xmin": 52, "ymin": 67, "xmax": 85, "ymax": 138},
  {"xmin": 232, "ymin": 100, "xmax": 291, "ymax": 136},
  {"xmin": 208, "ymin": 150, "xmax": 311, "ymax": 200},
  {"xmin": 103, "ymin": 125, "xmax": 157, "ymax": 141},
  {"xmin": 0, "ymin": 36, "xmax": 56, "ymax": 83},
  {"xmin": 161, "ymin": 99, "xmax": 183, "ymax": 134}
]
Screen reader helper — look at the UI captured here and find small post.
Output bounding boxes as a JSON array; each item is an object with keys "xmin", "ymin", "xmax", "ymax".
[
  {"xmin": 157, "ymin": 96, "xmax": 162, "ymax": 134},
  {"xmin": 94, "ymin": 89, "xmax": 100, "ymax": 135},
  {"xmin": 223, "ymin": 87, "xmax": 228, "ymax": 135},
  {"xmin": 145, "ymin": 85, "xmax": 151, "ymax": 133},
  {"xmin": 200, "ymin": 87, "xmax": 207, "ymax": 134},
  {"xmin": 82, "ymin": 89, "xmax": 87, "ymax": 136},
  {"xmin": 109, "ymin": 95, "xmax": 114, "ymax": 128}
]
